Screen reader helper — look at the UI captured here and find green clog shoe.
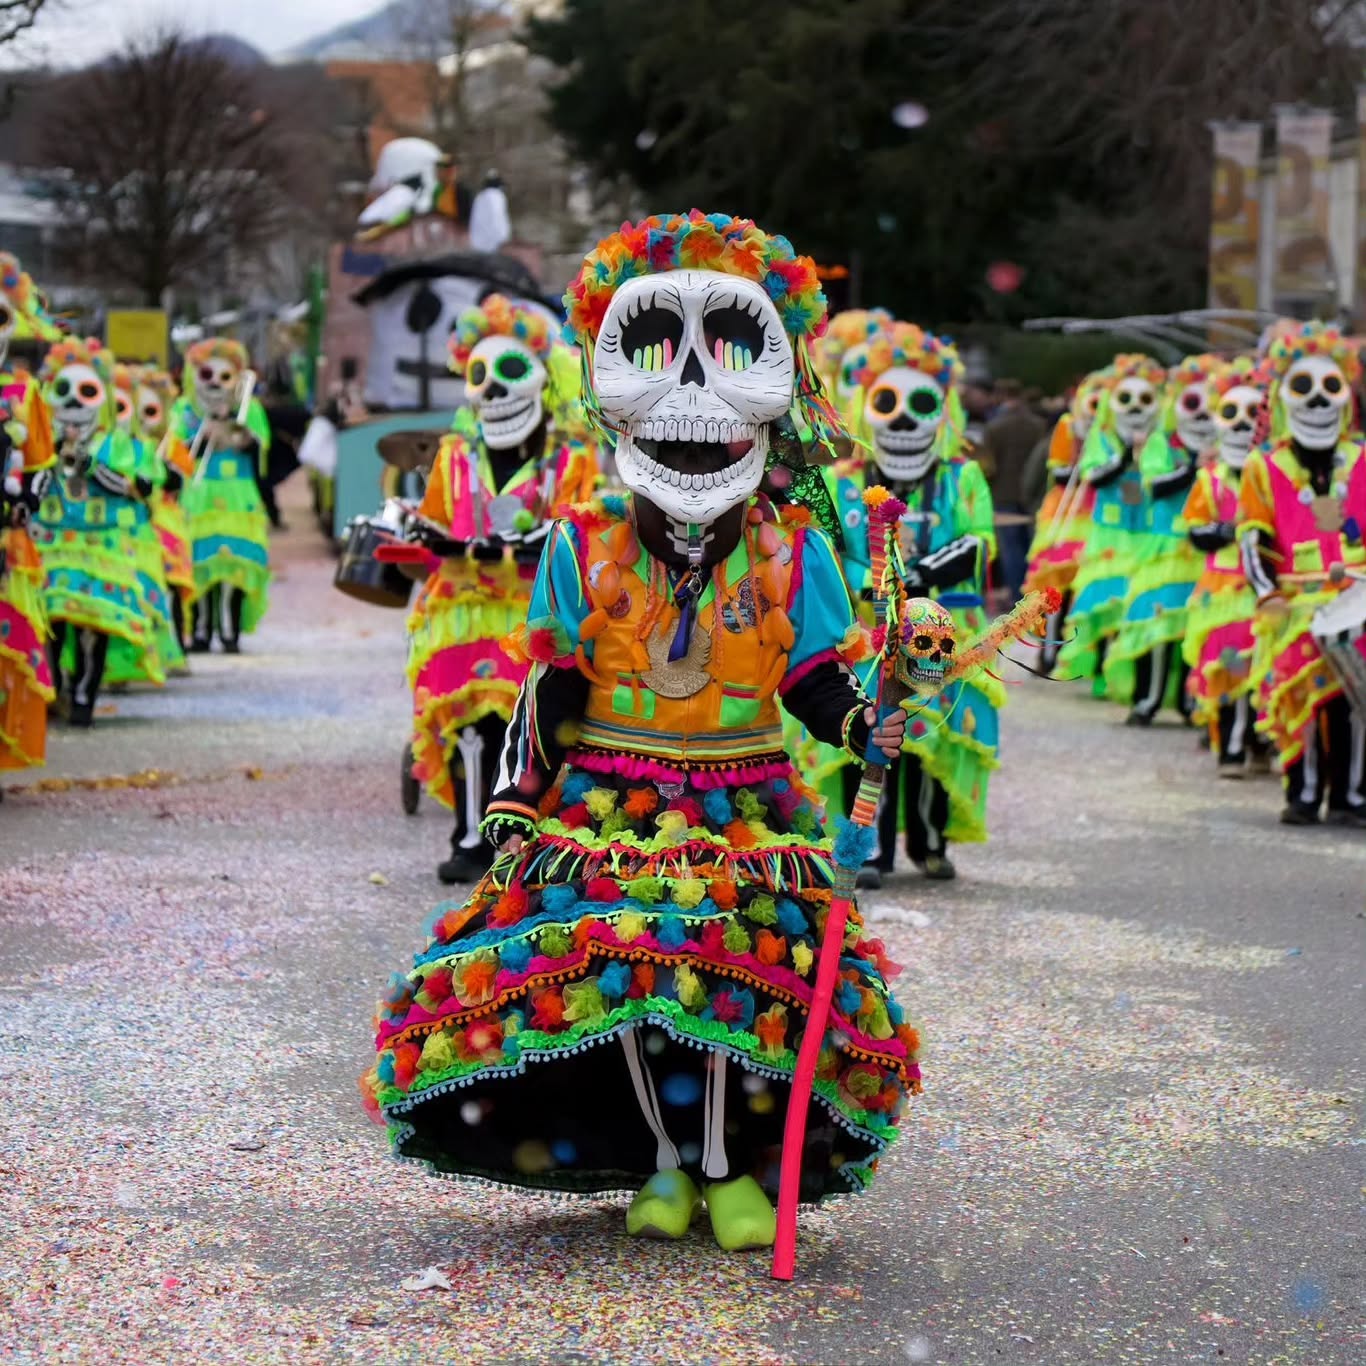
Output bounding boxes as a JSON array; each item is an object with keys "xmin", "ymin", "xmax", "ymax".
[
  {"xmin": 625, "ymin": 1168, "xmax": 702, "ymax": 1239},
  {"xmin": 704, "ymin": 1175, "xmax": 777, "ymax": 1251}
]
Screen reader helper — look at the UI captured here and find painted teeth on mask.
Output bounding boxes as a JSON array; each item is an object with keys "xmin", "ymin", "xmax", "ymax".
[
  {"xmin": 633, "ymin": 419, "xmax": 758, "ymax": 444},
  {"xmin": 623, "ymin": 426, "xmax": 767, "ymax": 490}
]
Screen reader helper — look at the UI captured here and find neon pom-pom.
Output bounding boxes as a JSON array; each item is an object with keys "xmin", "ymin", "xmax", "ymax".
[
  {"xmin": 584, "ymin": 787, "xmax": 618, "ymax": 821},
  {"xmin": 671, "ymin": 878, "xmax": 706, "ymax": 910},
  {"xmin": 488, "ymin": 884, "xmax": 530, "ymax": 928},
  {"xmin": 419, "ymin": 966, "xmax": 454, "ymax": 1005},
  {"xmin": 836, "ymin": 980, "xmax": 863, "ymax": 1015},
  {"xmin": 584, "ymin": 876, "xmax": 624, "ymax": 903},
  {"xmin": 499, "ymin": 940, "xmax": 532, "ymax": 975},
  {"xmin": 724, "ymin": 818, "xmax": 758, "ymax": 849},
  {"xmin": 656, "ymin": 916, "xmax": 688, "ymax": 949},
  {"xmin": 702, "ymin": 788, "xmax": 733, "ymax": 826},
  {"xmin": 710, "ymin": 879, "xmax": 739, "ymax": 910},
  {"xmin": 666, "ymin": 795, "xmax": 704, "ymax": 826},
  {"xmin": 833, "ymin": 815, "xmax": 878, "ymax": 870},
  {"xmin": 541, "ymin": 883, "xmax": 579, "ymax": 916},
  {"xmin": 627, "ymin": 875, "xmax": 665, "ymax": 904},
  {"xmin": 624, "ymin": 786, "xmax": 659, "ymax": 820},
  {"xmin": 775, "ymin": 897, "xmax": 808, "ymax": 935},
  {"xmin": 598, "ymin": 961, "xmax": 632, "ymax": 999},
  {"xmin": 561, "ymin": 772, "xmax": 596, "ymax": 805},
  {"xmin": 559, "ymin": 803, "xmax": 590, "ymax": 828}
]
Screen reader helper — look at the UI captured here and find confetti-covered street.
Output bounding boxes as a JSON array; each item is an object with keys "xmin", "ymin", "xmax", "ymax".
[{"xmin": 2, "ymin": 502, "xmax": 1363, "ymax": 1366}]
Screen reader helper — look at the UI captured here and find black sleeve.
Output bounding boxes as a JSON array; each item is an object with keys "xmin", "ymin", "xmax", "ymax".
[
  {"xmin": 1086, "ymin": 452, "xmax": 1129, "ymax": 488},
  {"xmin": 1149, "ymin": 457, "xmax": 1198, "ymax": 499},
  {"xmin": 1239, "ymin": 529, "xmax": 1279, "ymax": 599},
  {"xmin": 1188, "ymin": 520, "xmax": 1235, "ymax": 552},
  {"xmin": 163, "ymin": 466, "xmax": 183, "ymax": 495},
  {"xmin": 910, "ymin": 534, "xmax": 983, "ymax": 589},
  {"xmin": 782, "ymin": 658, "xmax": 870, "ymax": 751},
  {"xmin": 483, "ymin": 663, "xmax": 591, "ymax": 842}
]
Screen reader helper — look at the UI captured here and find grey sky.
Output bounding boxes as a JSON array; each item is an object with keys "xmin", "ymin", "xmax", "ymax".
[{"xmin": 20, "ymin": 0, "xmax": 383, "ymax": 63}]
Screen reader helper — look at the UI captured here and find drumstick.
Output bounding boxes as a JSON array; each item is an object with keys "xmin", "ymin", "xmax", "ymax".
[{"xmin": 1037, "ymin": 460, "xmax": 1083, "ymax": 552}]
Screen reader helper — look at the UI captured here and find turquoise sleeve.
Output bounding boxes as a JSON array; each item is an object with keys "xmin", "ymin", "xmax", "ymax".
[{"xmin": 788, "ymin": 526, "xmax": 857, "ymax": 669}]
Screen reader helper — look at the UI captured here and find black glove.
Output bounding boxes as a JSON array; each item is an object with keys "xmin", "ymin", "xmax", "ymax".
[
  {"xmin": 134, "ymin": 475, "xmax": 155, "ymax": 500},
  {"xmin": 480, "ymin": 810, "xmax": 536, "ymax": 851},
  {"xmin": 163, "ymin": 467, "xmax": 183, "ymax": 495}
]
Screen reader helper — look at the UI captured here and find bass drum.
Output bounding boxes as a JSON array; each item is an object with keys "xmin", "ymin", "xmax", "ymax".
[
  {"xmin": 334, "ymin": 515, "xmax": 412, "ymax": 609},
  {"xmin": 1311, "ymin": 579, "xmax": 1366, "ymax": 720}
]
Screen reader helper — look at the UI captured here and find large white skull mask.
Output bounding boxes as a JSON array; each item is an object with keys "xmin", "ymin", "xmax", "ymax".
[
  {"xmin": 195, "ymin": 356, "xmax": 241, "ymax": 421},
  {"xmin": 1214, "ymin": 383, "xmax": 1263, "ymax": 469},
  {"xmin": 1111, "ymin": 376, "xmax": 1159, "ymax": 448},
  {"xmin": 1281, "ymin": 354, "xmax": 1348, "ymax": 451},
  {"xmin": 50, "ymin": 363, "xmax": 105, "ymax": 440},
  {"xmin": 465, "ymin": 335, "xmax": 545, "ymax": 449},
  {"xmin": 864, "ymin": 366, "xmax": 945, "ymax": 482},
  {"xmin": 136, "ymin": 382, "xmax": 168, "ymax": 440},
  {"xmin": 1175, "ymin": 380, "xmax": 1216, "ymax": 456},
  {"xmin": 593, "ymin": 270, "xmax": 793, "ymax": 527}
]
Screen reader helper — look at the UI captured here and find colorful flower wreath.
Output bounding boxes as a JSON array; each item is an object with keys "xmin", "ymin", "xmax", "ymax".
[
  {"xmin": 39, "ymin": 335, "xmax": 109, "ymax": 383},
  {"xmin": 0, "ymin": 252, "xmax": 31, "ymax": 308},
  {"xmin": 1109, "ymin": 352, "xmax": 1166, "ymax": 389},
  {"xmin": 851, "ymin": 322, "xmax": 964, "ymax": 391},
  {"xmin": 1264, "ymin": 320, "xmax": 1362, "ymax": 386},
  {"xmin": 563, "ymin": 210, "xmax": 828, "ymax": 348},
  {"xmin": 447, "ymin": 293, "xmax": 554, "ymax": 376},
  {"xmin": 186, "ymin": 337, "xmax": 249, "ymax": 373},
  {"xmin": 1208, "ymin": 354, "xmax": 1270, "ymax": 399}
]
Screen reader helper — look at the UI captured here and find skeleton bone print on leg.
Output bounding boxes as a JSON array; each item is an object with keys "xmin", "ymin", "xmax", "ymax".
[
  {"xmin": 1281, "ymin": 355, "xmax": 1350, "ymax": 451},
  {"xmin": 464, "ymin": 334, "xmax": 546, "ymax": 449},
  {"xmin": 1111, "ymin": 374, "xmax": 1160, "ymax": 448},
  {"xmin": 593, "ymin": 271, "xmax": 794, "ymax": 527},
  {"xmin": 864, "ymin": 366, "xmax": 946, "ymax": 482}
]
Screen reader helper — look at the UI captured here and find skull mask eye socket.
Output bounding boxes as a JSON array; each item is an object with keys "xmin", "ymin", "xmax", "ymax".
[
  {"xmin": 914, "ymin": 633, "xmax": 933, "ymax": 651},
  {"xmin": 1323, "ymin": 373, "xmax": 1344, "ymax": 395},
  {"xmin": 1180, "ymin": 390, "xmax": 1203, "ymax": 412},
  {"xmin": 1288, "ymin": 372, "xmax": 1314, "ymax": 396},
  {"xmin": 940, "ymin": 636, "xmax": 955, "ymax": 655},
  {"xmin": 53, "ymin": 377, "xmax": 71, "ymax": 399},
  {"xmin": 621, "ymin": 301, "xmax": 683, "ymax": 373},
  {"xmin": 77, "ymin": 380, "xmax": 101, "ymax": 403},
  {"xmin": 702, "ymin": 302, "xmax": 766, "ymax": 372},
  {"xmin": 870, "ymin": 385, "xmax": 899, "ymax": 415},
  {"xmin": 494, "ymin": 353, "xmax": 531, "ymax": 383},
  {"xmin": 142, "ymin": 401, "xmax": 162, "ymax": 423},
  {"xmin": 0, "ymin": 304, "xmax": 12, "ymax": 331},
  {"xmin": 908, "ymin": 386, "xmax": 943, "ymax": 419},
  {"xmin": 468, "ymin": 358, "xmax": 487, "ymax": 387}
]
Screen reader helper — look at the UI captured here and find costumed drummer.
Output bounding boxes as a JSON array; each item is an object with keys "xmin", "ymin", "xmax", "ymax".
[
  {"xmin": 32, "ymin": 338, "xmax": 164, "ymax": 725},
  {"xmin": 1238, "ymin": 321, "xmax": 1366, "ymax": 826},
  {"xmin": 1181, "ymin": 357, "xmax": 1270, "ymax": 777},
  {"xmin": 361, "ymin": 211, "xmax": 916, "ymax": 1253},
  {"xmin": 1058, "ymin": 354, "xmax": 1167, "ymax": 695},
  {"xmin": 0, "ymin": 252, "xmax": 57, "ymax": 775},
  {"xmin": 404, "ymin": 294, "xmax": 597, "ymax": 885},
  {"xmin": 1105, "ymin": 354, "xmax": 1217, "ymax": 724},
  {"xmin": 839, "ymin": 322, "xmax": 998, "ymax": 884},
  {"xmin": 1023, "ymin": 367, "xmax": 1112, "ymax": 675},
  {"xmin": 170, "ymin": 338, "xmax": 272, "ymax": 653}
]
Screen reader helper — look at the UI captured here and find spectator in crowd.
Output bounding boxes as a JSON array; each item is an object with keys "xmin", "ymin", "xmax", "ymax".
[{"xmin": 978, "ymin": 378, "xmax": 1047, "ymax": 600}]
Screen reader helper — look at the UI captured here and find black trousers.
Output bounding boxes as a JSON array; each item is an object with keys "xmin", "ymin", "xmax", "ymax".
[
  {"xmin": 1283, "ymin": 696, "xmax": 1366, "ymax": 812},
  {"xmin": 843, "ymin": 751, "xmax": 949, "ymax": 870},
  {"xmin": 48, "ymin": 621, "xmax": 109, "ymax": 724},
  {"xmin": 192, "ymin": 586, "xmax": 245, "ymax": 648},
  {"xmin": 447, "ymin": 713, "xmax": 510, "ymax": 861},
  {"xmin": 1131, "ymin": 643, "xmax": 1191, "ymax": 719},
  {"xmin": 1215, "ymin": 695, "xmax": 1269, "ymax": 766}
]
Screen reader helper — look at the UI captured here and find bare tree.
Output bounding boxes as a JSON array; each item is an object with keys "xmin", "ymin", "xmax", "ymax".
[
  {"xmin": 0, "ymin": 0, "xmax": 49, "ymax": 44},
  {"xmin": 39, "ymin": 29, "xmax": 320, "ymax": 306}
]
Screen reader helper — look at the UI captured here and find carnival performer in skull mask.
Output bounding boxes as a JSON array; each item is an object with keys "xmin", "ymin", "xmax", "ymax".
[
  {"xmin": 100, "ymin": 364, "xmax": 184, "ymax": 683},
  {"xmin": 170, "ymin": 339, "xmax": 272, "ymax": 652},
  {"xmin": 362, "ymin": 213, "xmax": 916, "ymax": 1254},
  {"xmin": 0, "ymin": 252, "xmax": 57, "ymax": 773},
  {"xmin": 32, "ymin": 338, "xmax": 163, "ymax": 725},
  {"xmin": 1023, "ymin": 367, "xmax": 1112, "ymax": 675},
  {"xmin": 1058, "ymin": 354, "xmax": 1167, "ymax": 693},
  {"xmin": 836, "ymin": 323, "xmax": 997, "ymax": 883},
  {"xmin": 1105, "ymin": 354, "xmax": 1218, "ymax": 723},
  {"xmin": 404, "ymin": 294, "xmax": 598, "ymax": 884},
  {"xmin": 1181, "ymin": 357, "xmax": 1271, "ymax": 776},
  {"xmin": 1239, "ymin": 322, "xmax": 1366, "ymax": 825}
]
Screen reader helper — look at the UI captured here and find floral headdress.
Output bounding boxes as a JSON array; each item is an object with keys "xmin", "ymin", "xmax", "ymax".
[
  {"xmin": 563, "ymin": 209, "xmax": 845, "ymax": 457},
  {"xmin": 40, "ymin": 335, "xmax": 109, "ymax": 384},
  {"xmin": 1208, "ymin": 354, "xmax": 1270, "ymax": 399},
  {"xmin": 186, "ymin": 337, "xmax": 249, "ymax": 373},
  {"xmin": 447, "ymin": 293, "xmax": 554, "ymax": 376},
  {"xmin": 0, "ymin": 252, "xmax": 32, "ymax": 310},
  {"xmin": 1156, "ymin": 352, "xmax": 1220, "ymax": 435},
  {"xmin": 1109, "ymin": 352, "xmax": 1166, "ymax": 389},
  {"xmin": 813, "ymin": 307, "xmax": 893, "ymax": 378},
  {"xmin": 850, "ymin": 322, "xmax": 964, "ymax": 392}
]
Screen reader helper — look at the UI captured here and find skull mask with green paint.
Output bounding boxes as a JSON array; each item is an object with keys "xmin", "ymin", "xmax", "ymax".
[{"xmin": 895, "ymin": 597, "xmax": 956, "ymax": 689}]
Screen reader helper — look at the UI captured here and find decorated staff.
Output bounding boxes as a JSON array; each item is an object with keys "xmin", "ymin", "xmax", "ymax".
[
  {"xmin": 0, "ymin": 252, "xmax": 57, "ymax": 773},
  {"xmin": 1239, "ymin": 322, "xmax": 1366, "ymax": 825}
]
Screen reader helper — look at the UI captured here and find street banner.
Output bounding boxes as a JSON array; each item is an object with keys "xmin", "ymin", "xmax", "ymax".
[
  {"xmin": 1273, "ymin": 106, "xmax": 1335, "ymax": 304},
  {"xmin": 1207, "ymin": 121, "xmax": 1263, "ymax": 310},
  {"xmin": 106, "ymin": 309, "xmax": 169, "ymax": 366}
]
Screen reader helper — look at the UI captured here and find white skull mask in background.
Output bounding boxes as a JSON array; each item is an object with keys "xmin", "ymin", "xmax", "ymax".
[
  {"xmin": 115, "ymin": 387, "xmax": 134, "ymax": 432},
  {"xmin": 1111, "ymin": 376, "xmax": 1159, "ymax": 448},
  {"xmin": 1281, "ymin": 355, "xmax": 1348, "ymax": 451},
  {"xmin": 196, "ymin": 357, "xmax": 240, "ymax": 420},
  {"xmin": 1214, "ymin": 384, "xmax": 1263, "ymax": 469},
  {"xmin": 864, "ymin": 366, "xmax": 946, "ymax": 482},
  {"xmin": 837, "ymin": 341, "xmax": 873, "ymax": 410},
  {"xmin": 50, "ymin": 364, "xmax": 105, "ymax": 441},
  {"xmin": 0, "ymin": 289, "xmax": 16, "ymax": 369},
  {"xmin": 1071, "ymin": 386, "xmax": 1102, "ymax": 446},
  {"xmin": 1175, "ymin": 380, "xmax": 1216, "ymax": 456},
  {"xmin": 594, "ymin": 270, "xmax": 793, "ymax": 528},
  {"xmin": 137, "ymin": 384, "xmax": 168, "ymax": 440},
  {"xmin": 465, "ymin": 335, "xmax": 546, "ymax": 450}
]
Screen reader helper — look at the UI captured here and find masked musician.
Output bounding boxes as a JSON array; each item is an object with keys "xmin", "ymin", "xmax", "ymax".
[
  {"xmin": 31, "ymin": 338, "xmax": 163, "ymax": 725},
  {"xmin": 0, "ymin": 252, "xmax": 57, "ymax": 773},
  {"xmin": 169, "ymin": 339, "xmax": 272, "ymax": 652},
  {"xmin": 361, "ymin": 213, "xmax": 915, "ymax": 1254},
  {"xmin": 1238, "ymin": 322, "xmax": 1366, "ymax": 826},
  {"xmin": 404, "ymin": 294, "xmax": 598, "ymax": 884}
]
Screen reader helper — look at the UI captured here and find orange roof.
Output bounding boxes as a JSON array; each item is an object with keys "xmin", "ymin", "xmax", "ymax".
[{"xmin": 325, "ymin": 60, "xmax": 438, "ymax": 163}]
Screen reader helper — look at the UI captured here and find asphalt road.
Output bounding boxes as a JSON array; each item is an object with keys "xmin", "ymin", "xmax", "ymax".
[{"xmin": 2, "ymin": 489, "xmax": 1362, "ymax": 1365}]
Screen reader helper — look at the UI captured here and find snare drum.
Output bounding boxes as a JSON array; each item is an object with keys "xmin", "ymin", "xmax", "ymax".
[
  {"xmin": 334, "ymin": 513, "xmax": 413, "ymax": 609},
  {"xmin": 1311, "ymin": 580, "xmax": 1366, "ymax": 720}
]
